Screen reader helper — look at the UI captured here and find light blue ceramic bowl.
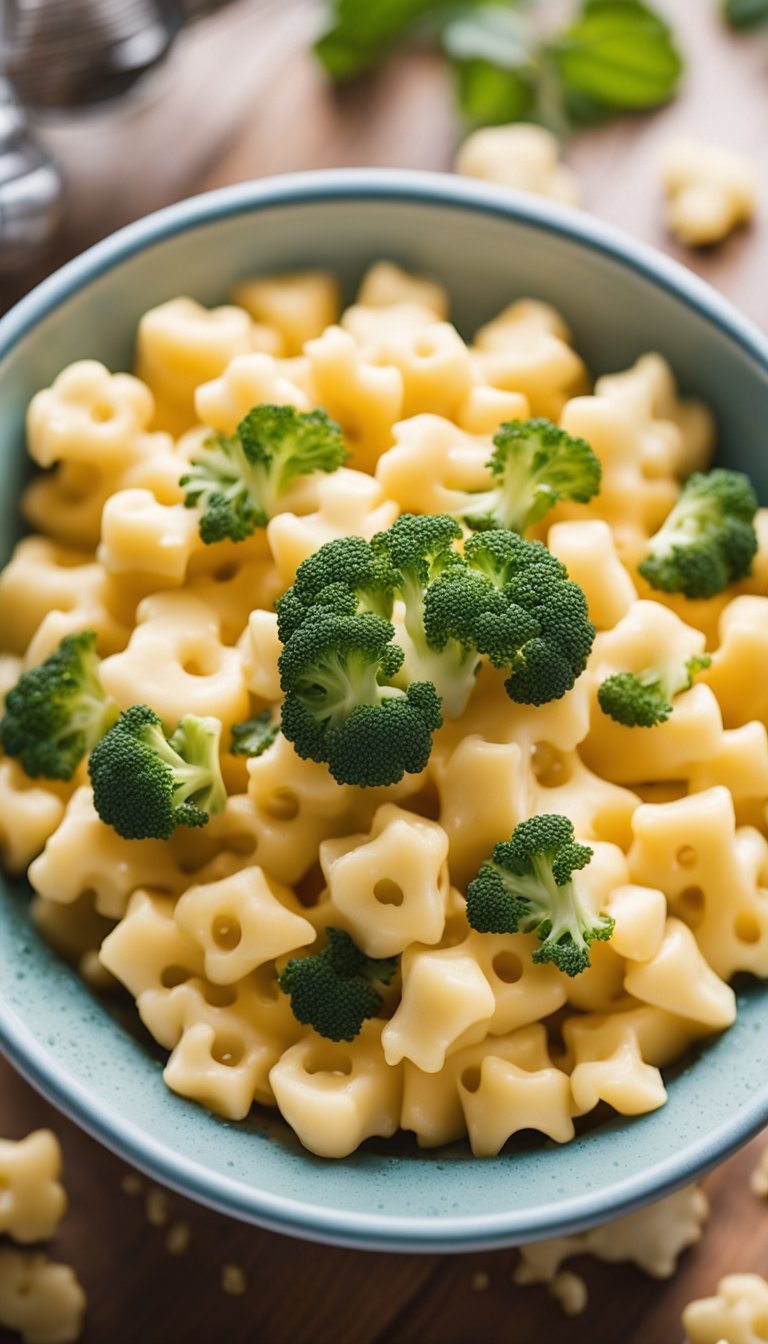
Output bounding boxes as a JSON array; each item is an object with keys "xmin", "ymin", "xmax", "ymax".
[{"xmin": 1, "ymin": 169, "xmax": 768, "ymax": 1253}]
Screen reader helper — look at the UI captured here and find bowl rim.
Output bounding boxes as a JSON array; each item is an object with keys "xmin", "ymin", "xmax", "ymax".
[{"xmin": 2, "ymin": 166, "xmax": 768, "ymax": 1253}]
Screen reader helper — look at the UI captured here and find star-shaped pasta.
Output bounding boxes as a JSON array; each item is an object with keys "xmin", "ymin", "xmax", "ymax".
[{"xmin": 319, "ymin": 804, "xmax": 449, "ymax": 959}]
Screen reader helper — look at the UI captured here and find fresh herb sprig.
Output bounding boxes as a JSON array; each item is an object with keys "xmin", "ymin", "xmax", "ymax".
[{"xmin": 315, "ymin": 0, "xmax": 683, "ymax": 135}]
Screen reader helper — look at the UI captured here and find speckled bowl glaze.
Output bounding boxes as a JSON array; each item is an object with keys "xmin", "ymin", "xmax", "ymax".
[{"xmin": 1, "ymin": 170, "xmax": 768, "ymax": 1253}]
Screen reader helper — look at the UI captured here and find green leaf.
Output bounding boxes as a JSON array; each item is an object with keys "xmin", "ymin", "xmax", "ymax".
[
  {"xmin": 722, "ymin": 0, "xmax": 768, "ymax": 28},
  {"xmin": 552, "ymin": 0, "xmax": 683, "ymax": 110},
  {"xmin": 452, "ymin": 57, "xmax": 537, "ymax": 124},
  {"xmin": 315, "ymin": 0, "xmax": 519, "ymax": 83},
  {"xmin": 443, "ymin": 6, "xmax": 539, "ymax": 125},
  {"xmin": 230, "ymin": 711, "xmax": 279, "ymax": 758}
]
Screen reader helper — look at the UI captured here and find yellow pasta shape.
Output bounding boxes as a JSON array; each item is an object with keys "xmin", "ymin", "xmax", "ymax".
[
  {"xmin": 27, "ymin": 360, "xmax": 159, "ymax": 471},
  {"xmin": 194, "ymin": 351, "xmax": 310, "ymax": 434},
  {"xmin": 135, "ymin": 297, "xmax": 255, "ymax": 435},
  {"xmin": 595, "ymin": 353, "xmax": 714, "ymax": 480},
  {"xmin": 28, "ymin": 788, "xmax": 185, "ymax": 919},
  {"xmin": 434, "ymin": 736, "xmax": 528, "ymax": 889},
  {"xmin": 97, "ymin": 488, "xmax": 200, "ymax": 585},
  {"xmin": 683, "ymin": 1273, "xmax": 768, "ymax": 1344},
  {"xmin": 31, "ymin": 891, "xmax": 114, "ymax": 988},
  {"xmin": 547, "ymin": 520, "xmax": 637, "ymax": 630},
  {"xmin": 473, "ymin": 299, "xmax": 587, "ymax": 420},
  {"xmin": 567, "ymin": 1018, "xmax": 667, "ymax": 1117},
  {"xmin": 458, "ymin": 1029, "xmax": 575, "ymax": 1157},
  {"xmin": 98, "ymin": 590, "xmax": 249, "ymax": 730},
  {"xmin": 375, "ymin": 414, "xmax": 492, "ymax": 517},
  {"xmin": 0, "ymin": 537, "xmax": 128, "ymax": 658},
  {"xmin": 319, "ymin": 804, "xmax": 449, "ymax": 958},
  {"xmin": 0, "ymin": 1132, "xmax": 66, "ymax": 1244},
  {"xmin": 603, "ymin": 884, "xmax": 667, "ymax": 963},
  {"xmin": 624, "ymin": 917, "xmax": 736, "ymax": 1029},
  {"xmin": 241, "ymin": 609, "xmax": 282, "ymax": 703},
  {"xmin": 232, "ymin": 270, "xmax": 341, "ymax": 355},
  {"xmin": 269, "ymin": 1022, "xmax": 403, "ymax": 1158},
  {"xmin": 188, "ymin": 558, "xmax": 282, "ymax": 647},
  {"xmin": 381, "ymin": 939, "xmax": 495, "ymax": 1073},
  {"xmin": 628, "ymin": 786, "xmax": 768, "ymax": 980},
  {"xmin": 0, "ymin": 1246, "xmax": 85, "ymax": 1344},
  {"xmin": 174, "ymin": 867, "xmax": 315, "ymax": 984},
  {"xmin": 555, "ymin": 395, "xmax": 678, "ymax": 543},
  {"xmin": 356, "ymin": 261, "xmax": 448, "ymax": 318},
  {"xmin": 368, "ymin": 322, "xmax": 475, "ymax": 420},
  {"xmin": 700, "ymin": 595, "xmax": 768, "ymax": 728},
  {"xmin": 244, "ymin": 734, "xmax": 423, "ymax": 885},
  {"xmin": 687, "ymin": 722, "xmax": 768, "ymax": 832},
  {"xmin": 461, "ymin": 930, "xmax": 567, "ymax": 1035},
  {"xmin": 454, "ymin": 384, "xmax": 530, "ymax": 434},
  {"xmin": 0, "ymin": 760, "xmax": 66, "ymax": 875},
  {"xmin": 305, "ymin": 325, "xmax": 403, "ymax": 472},
  {"xmin": 340, "ymin": 301, "xmax": 444, "ymax": 348},
  {"xmin": 267, "ymin": 467, "xmax": 398, "ymax": 586},
  {"xmin": 401, "ymin": 1024, "xmax": 571, "ymax": 1153},
  {"xmin": 582, "ymin": 602, "xmax": 720, "ymax": 786}
]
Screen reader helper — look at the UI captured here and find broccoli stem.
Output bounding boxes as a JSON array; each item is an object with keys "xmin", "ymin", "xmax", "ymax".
[
  {"xmin": 397, "ymin": 574, "xmax": 480, "ymax": 719},
  {"xmin": 299, "ymin": 647, "xmax": 406, "ymax": 725}
]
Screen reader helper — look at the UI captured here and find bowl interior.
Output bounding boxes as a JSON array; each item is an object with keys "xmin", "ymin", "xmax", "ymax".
[{"xmin": 1, "ymin": 171, "xmax": 767, "ymax": 1251}]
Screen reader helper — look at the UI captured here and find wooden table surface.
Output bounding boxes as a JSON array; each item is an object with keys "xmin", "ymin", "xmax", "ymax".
[{"xmin": 3, "ymin": 2, "xmax": 768, "ymax": 1341}]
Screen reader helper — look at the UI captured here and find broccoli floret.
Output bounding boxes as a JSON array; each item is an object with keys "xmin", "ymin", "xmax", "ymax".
[
  {"xmin": 597, "ymin": 653, "xmax": 712, "ymax": 727},
  {"xmin": 278, "ymin": 607, "xmax": 442, "ymax": 787},
  {"xmin": 278, "ymin": 927, "xmax": 398, "ymax": 1041},
  {"xmin": 372, "ymin": 513, "xmax": 482, "ymax": 718},
  {"xmin": 229, "ymin": 710, "xmax": 280, "ymax": 757},
  {"xmin": 275, "ymin": 535, "xmax": 397, "ymax": 643},
  {"xmin": 425, "ymin": 530, "xmax": 595, "ymax": 706},
  {"xmin": 460, "ymin": 418, "xmax": 602, "ymax": 534},
  {"xmin": 466, "ymin": 814, "xmax": 613, "ymax": 977},
  {"xmin": 0, "ymin": 631, "xmax": 118, "ymax": 780},
  {"xmin": 181, "ymin": 403, "xmax": 347, "ymax": 544},
  {"xmin": 89, "ymin": 704, "xmax": 227, "ymax": 839},
  {"xmin": 638, "ymin": 468, "xmax": 758, "ymax": 599}
]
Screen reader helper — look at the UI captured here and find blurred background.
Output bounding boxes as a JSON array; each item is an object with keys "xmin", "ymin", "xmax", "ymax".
[{"xmin": 0, "ymin": 0, "xmax": 766, "ymax": 317}]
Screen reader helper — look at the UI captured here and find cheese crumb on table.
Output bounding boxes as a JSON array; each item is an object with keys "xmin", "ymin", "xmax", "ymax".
[
  {"xmin": 145, "ymin": 1186, "xmax": 171, "ymax": 1227},
  {"xmin": 682, "ymin": 1272, "xmax": 768, "ymax": 1342},
  {"xmin": 455, "ymin": 124, "xmax": 580, "ymax": 206},
  {"xmin": 514, "ymin": 1184, "xmax": 708, "ymax": 1314},
  {"xmin": 0, "ymin": 1248, "xmax": 85, "ymax": 1344},
  {"xmin": 660, "ymin": 138, "xmax": 758, "ymax": 247},
  {"xmin": 165, "ymin": 1221, "xmax": 191, "ymax": 1257},
  {"xmin": 221, "ymin": 1263, "xmax": 248, "ymax": 1296},
  {"xmin": 119, "ymin": 1172, "xmax": 142, "ymax": 1197}
]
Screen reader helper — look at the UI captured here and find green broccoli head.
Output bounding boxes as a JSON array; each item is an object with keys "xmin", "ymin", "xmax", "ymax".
[
  {"xmin": 229, "ymin": 709, "xmax": 280, "ymax": 757},
  {"xmin": 597, "ymin": 652, "xmax": 712, "ymax": 727},
  {"xmin": 638, "ymin": 468, "xmax": 758, "ymax": 599},
  {"xmin": 89, "ymin": 704, "xmax": 227, "ymax": 839},
  {"xmin": 0, "ymin": 631, "xmax": 118, "ymax": 780},
  {"xmin": 275, "ymin": 535, "xmax": 397, "ymax": 643},
  {"xmin": 461, "ymin": 417, "xmax": 602, "ymax": 534},
  {"xmin": 278, "ymin": 927, "xmax": 398, "ymax": 1041},
  {"xmin": 425, "ymin": 530, "xmax": 595, "ymax": 706},
  {"xmin": 181, "ymin": 403, "xmax": 347, "ymax": 544},
  {"xmin": 373, "ymin": 512, "xmax": 463, "ymax": 587},
  {"xmin": 278, "ymin": 607, "xmax": 442, "ymax": 787},
  {"xmin": 466, "ymin": 813, "xmax": 613, "ymax": 977}
]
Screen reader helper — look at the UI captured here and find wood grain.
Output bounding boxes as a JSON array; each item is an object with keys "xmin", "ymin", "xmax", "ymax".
[{"xmin": 3, "ymin": 1, "xmax": 768, "ymax": 1341}]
